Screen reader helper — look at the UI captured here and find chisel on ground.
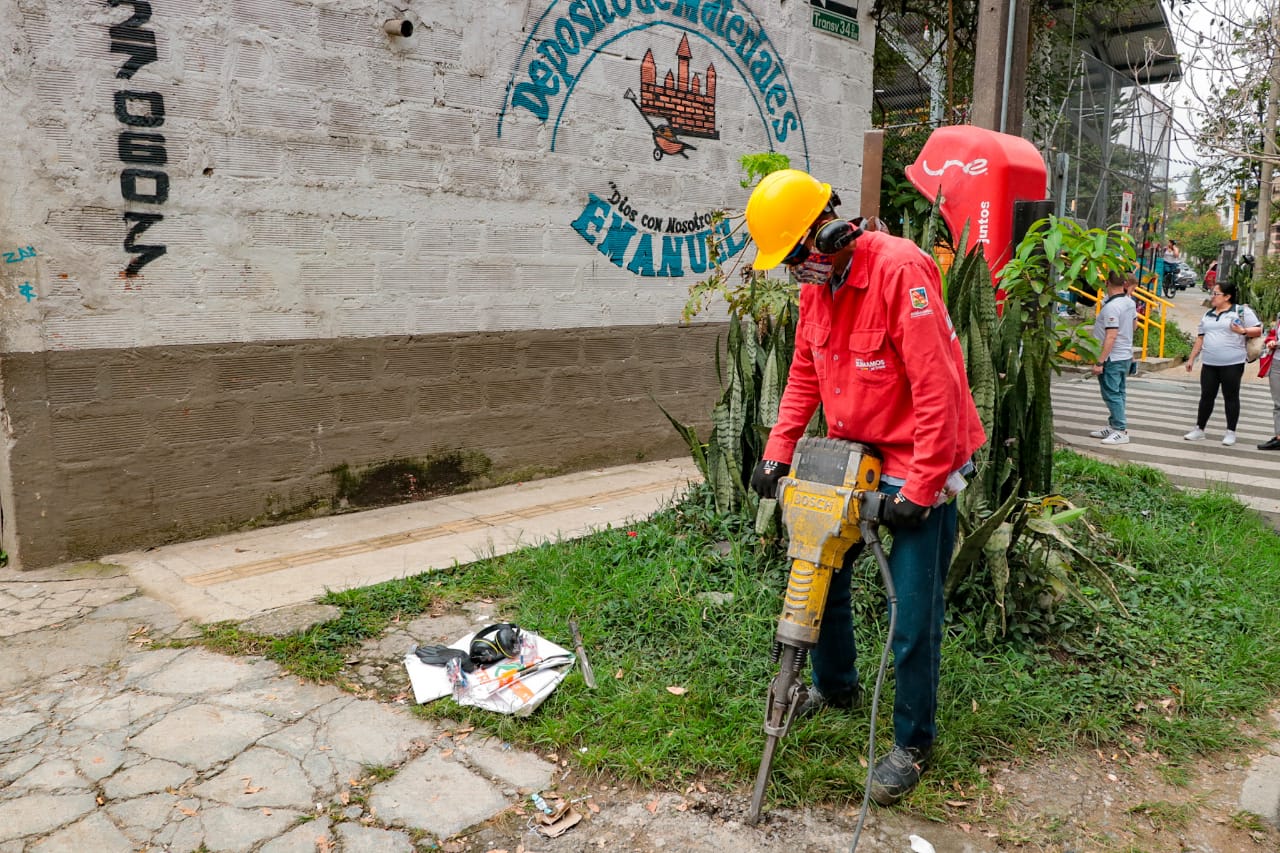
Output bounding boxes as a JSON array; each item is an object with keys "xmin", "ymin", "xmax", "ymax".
[{"xmin": 568, "ymin": 619, "xmax": 597, "ymax": 688}]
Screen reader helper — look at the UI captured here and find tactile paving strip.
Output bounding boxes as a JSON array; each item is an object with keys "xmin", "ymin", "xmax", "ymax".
[{"xmin": 185, "ymin": 479, "xmax": 680, "ymax": 588}]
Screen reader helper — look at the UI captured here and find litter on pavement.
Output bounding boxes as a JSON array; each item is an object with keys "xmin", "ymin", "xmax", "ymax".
[{"xmin": 404, "ymin": 624, "xmax": 575, "ymax": 716}]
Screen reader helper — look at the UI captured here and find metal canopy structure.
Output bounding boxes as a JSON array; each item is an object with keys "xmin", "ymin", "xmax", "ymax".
[
  {"xmin": 1063, "ymin": 0, "xmax": 1183, "ymax": 88},
  {"xmin": 1047, "ymin": 52, "xmax": 1175, "ymax": 239},
  {"xmin": 1045, "ymin": 2, "xmax": 1181, "ymax": 246},
  {"xmin": 872, "ymin": 2, "xmax": 1181, "ymax": 128},
  {"xmin": 869, "ymin": 2, "xmax": 1181, "ymax": 235}
]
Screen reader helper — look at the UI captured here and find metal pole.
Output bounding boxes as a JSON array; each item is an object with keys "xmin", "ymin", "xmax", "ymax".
[
  {"xmin": 998, "ymin": 0, "xmax": 1016, "ymax": 133},
  {"xmin": 1255, "ymin": 47, "xmax": 1279, "ymax": 279}
]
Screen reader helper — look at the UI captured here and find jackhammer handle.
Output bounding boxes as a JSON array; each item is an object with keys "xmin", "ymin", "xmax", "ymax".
[{"xmin": 857, "ymin": 489, "xmax": 885, "ymax": 525}]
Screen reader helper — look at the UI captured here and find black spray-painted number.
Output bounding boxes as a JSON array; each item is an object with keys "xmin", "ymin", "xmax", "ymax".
[
  {"xmin": 108, "ymin": 3, "xmax": 169, "ymax": 277},
  {"xmin": 108, "ymin": 1, "xmax": 156, "ymax": 79},
  {"xmin": 118, "ymin": 131, "xmax": 167, "ymax": 165},
  {"xmin": 113, "ymin": 90, "xmax": 166, "ymax": 127},
  {"xmin": 122, "ymin": 212, "xmax": 166, "ymax": 276}
]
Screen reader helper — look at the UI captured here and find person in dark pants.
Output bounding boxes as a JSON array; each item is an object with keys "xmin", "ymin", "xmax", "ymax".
[
  {"xmin": 1183, "ymin": 280, "xmax": 1262, "ymax": 446},
  {"xmin": 743, "ymin": 169, "xmax": 986, "ymax": 806},
  {"xmin": 1160, "ymin": 240, "xmax": 1181, "ymax": 297}
]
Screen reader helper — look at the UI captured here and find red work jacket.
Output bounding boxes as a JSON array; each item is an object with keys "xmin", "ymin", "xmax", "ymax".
[{"xmin": 763, "ymin": 230, "xmax": 987, "ymax": 507}]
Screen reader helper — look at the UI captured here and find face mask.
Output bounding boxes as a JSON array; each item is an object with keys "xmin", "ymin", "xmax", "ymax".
[
  {"xmin": 782, "ymin": 241, "xmax": 810, "ymax": 267},
  {"xmin": 791, "ymin": 250, "xmax": 837, "ymax": 285}
]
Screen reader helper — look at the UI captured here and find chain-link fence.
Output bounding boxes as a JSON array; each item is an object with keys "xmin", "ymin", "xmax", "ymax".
[{"xmin": 1044, "ymin": 52, "xmax": 1173, "ymax": 273}]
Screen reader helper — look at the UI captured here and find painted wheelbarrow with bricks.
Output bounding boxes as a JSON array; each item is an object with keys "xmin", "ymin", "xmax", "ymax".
[{"xmin": 624, "ymin": 88, "xmax": 697, "ymax": 161}]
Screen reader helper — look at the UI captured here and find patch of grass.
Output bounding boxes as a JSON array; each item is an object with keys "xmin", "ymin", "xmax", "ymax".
[
  {"xmin": 1230, "ymin": 809, "xmax": 1268, "ymax": 832},
  {"xmin": 1126, "ymin": 799, "xmax": 1196, "ymax": 831},
  {"xmin": 363, "ymin": 764, "xmax": 397, "ymax": 783},
  {"xmin": 195, "ymin": 573, "xmax": 471, "ymax": 680},
  {"xmin": 195, "ymin": 450, "xmax": 1280, "ymax": 818},
  {"xmin": 1156, "ymin": 763, "xmax": 1191, "ymax": 787},
  {"xmin": 1159, "ymin": 318, "xmax": 1194, "ymax": 361}
]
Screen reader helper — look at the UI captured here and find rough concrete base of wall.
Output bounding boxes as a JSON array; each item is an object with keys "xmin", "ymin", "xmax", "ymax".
[{"xmin": 1, "ymin": 323, "xmax": 725, "ymax": 568}]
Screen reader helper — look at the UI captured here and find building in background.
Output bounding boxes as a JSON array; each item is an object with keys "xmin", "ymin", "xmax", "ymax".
[{"xmin": 0, "ymin": 0, "xmax": 876, "ymax": 568}]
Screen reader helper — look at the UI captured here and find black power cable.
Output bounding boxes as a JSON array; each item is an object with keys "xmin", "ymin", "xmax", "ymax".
[{"xmin": 848, "ymin": 502, "xmax": 898, "ymax": 852}]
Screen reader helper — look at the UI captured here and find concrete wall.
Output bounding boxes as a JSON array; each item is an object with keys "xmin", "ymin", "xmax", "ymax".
[{"xmin": 0, "ymin": 0, "xmax": 875, "ymax": 567}]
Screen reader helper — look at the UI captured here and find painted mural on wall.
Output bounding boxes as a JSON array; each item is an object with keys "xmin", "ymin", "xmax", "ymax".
[
  {"xmin": 108, "ymin": 0, "xmax": 169, "ymax": 277},
  {"xmin": 498, "ymin": 0, "xmax": 807, "ymax": 278}
]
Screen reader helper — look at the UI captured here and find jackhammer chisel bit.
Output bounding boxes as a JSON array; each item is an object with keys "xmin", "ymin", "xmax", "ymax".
[{"xmin": 745, "ymin": 437, "xmax": 882, "ymax": 825}]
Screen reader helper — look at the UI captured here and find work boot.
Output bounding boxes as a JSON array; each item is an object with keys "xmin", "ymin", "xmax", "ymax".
[
  {"xmin": 795, "ymin": 683, "xmax": 862, "ymax": 720},
  {"xmin": 868, "ymin": 744, "xmax": 931, "ymax": 806}
]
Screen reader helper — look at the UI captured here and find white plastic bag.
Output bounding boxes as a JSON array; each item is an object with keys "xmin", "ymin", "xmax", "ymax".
[{"xmin": 404, "ymin": 629, "xmax": 575, "ymax": 717}]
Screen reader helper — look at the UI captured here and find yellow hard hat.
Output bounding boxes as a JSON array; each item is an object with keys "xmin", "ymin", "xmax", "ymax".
[{"xmin": 745, "ymin": 169, "xmax": 832, "ymax": 271}]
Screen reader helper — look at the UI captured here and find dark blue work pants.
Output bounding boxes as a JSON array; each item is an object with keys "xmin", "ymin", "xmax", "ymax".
[{"xmin": 809, "ymin": 483, "xmax": 957, "ymax": 752}]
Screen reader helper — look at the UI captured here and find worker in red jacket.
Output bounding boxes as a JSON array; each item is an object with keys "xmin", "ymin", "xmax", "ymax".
[{"xmin": 745, "ymin": 169, "xmax": 986, "ymax": 805}]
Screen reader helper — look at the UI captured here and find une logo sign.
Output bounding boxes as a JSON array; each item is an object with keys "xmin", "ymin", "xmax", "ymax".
[{"xmin": 919, "ymin": 158, "xmax": 989, "ymax": 177}]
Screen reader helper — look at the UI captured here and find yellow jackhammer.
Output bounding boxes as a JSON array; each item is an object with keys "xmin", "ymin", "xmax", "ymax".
[{"xmin": 745, "ymin": 436, "xmax": 892, "ymax": 827}]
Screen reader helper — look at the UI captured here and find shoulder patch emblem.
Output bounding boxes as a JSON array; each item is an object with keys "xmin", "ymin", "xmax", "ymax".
[{"xmin": 909, "ymin": 287, "xmax": 929, "ymax": 310}]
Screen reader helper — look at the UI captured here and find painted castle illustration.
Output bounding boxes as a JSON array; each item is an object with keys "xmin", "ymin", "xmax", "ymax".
[{"xmin": 639, "ymin": 35, "xmax": 719, "ymax": 139}]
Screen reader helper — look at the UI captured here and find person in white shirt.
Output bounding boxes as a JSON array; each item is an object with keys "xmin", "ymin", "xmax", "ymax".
[
  {"xmin": 1183, "ymin": 279, "xmax": 1263, "ymax": 445},
  {"xmin": 1088, "ymin": 272, "xmax": 1138, "ymax": 445}
]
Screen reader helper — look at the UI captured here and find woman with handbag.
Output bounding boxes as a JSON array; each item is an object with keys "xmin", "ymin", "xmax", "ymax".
[
  {"xmin": 1258, "ymin": 315, "xmax": 1280, "ymax": 450},
  {"xmin": 1183, "ymin": 279, "xmax": 1263, "ymax": 446}
]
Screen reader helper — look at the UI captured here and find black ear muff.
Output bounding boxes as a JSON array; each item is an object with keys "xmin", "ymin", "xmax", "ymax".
[
  {"xmin": 469, "ymin": 622, "xmax": 522, "ymax": 666},
  {"xmin": 814, "ymin": 219, "xmax": 862, "ymax": 254}
]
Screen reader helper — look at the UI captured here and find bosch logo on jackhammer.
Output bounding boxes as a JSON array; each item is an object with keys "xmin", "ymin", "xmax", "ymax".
[{"xmin": 794, "ymin": 493, "xmax": 835, "ymax": 512}]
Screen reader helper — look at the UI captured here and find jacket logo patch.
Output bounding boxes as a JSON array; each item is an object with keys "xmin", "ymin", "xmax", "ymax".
[
  {"xmin": 909, "ymin": 287, "xmax": 928, "ymax": 310},
  {"xmin": 855, "ymin": 358, "xmax": 887, "ymax": 371}
]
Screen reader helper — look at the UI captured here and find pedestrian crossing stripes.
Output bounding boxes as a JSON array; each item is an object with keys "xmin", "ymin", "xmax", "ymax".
[{"xmin": 1051, "ymin": 375, "xmax": 1280, "ymax": 524}]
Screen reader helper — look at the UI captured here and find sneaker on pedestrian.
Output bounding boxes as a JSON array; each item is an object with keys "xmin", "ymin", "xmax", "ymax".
[
  {"xmin": 868, "ymin": 744, "xmax": 932, "ymax": 806},
  {"xmin": 796, "ymin": 683, "xmax": 863, "ymax": 721},
  {"xmin": 1183, "ymin": 428, "xmax": 1207, "ymax": 441},
  {"xmin": 1088, "ymin": 427, "xmax": 1114, "ymax": 439},
  {"xmin": 1258, "ymin": 437, "xmax": 1280, "ymax": 450},
  {"xmin": 1100, "ymin": 430, "xmax": 1129, "ymax": 445},
  {"xmin": 1222, "ymin": 430, "xmax": 1237, "ymax": 446}
]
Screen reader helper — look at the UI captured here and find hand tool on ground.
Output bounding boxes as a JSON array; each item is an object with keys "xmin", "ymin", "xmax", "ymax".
[
  {"xmin": 745, "ymin": 436, "xmax": 896, "ymax": 841},
  {"xmin": 568, "ymin": 618, "xmax": 597, "ymax": 688}
]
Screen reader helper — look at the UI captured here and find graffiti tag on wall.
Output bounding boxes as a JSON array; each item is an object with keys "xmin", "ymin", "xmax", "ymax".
[
  {"xmin": 3, "ymin": 246, "xmax": 37, "ymax": 264},
  {"xmin": 109, "ymin": 0, "xmax": 169, "ymax": 277},
  {"xmin": 497, "ymin": 0, "xmax": 807, "ymax": 278},
  {"xmin": 3, "ymin": 246, "xmax": 39, "ymax": 302}
]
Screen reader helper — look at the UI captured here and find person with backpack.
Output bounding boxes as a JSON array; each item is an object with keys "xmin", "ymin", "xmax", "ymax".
[{"xmin": 1203, "ymin": 260, "xmax": 1218, "ymax": 293}]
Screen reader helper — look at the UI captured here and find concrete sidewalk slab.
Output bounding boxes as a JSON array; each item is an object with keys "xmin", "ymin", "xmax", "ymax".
[{"xmin": 108, "ymin": 458, "xmax": 701, "ymax": 624}]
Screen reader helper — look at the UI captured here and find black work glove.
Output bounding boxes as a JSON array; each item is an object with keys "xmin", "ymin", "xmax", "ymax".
[
  {"xmin": 882, "ymin": 493, "xmax": 931, "ymax": 530},
  {"xmin": 750, "ymin": 459, "xmax": 787, "ymax": 499},
  {"xmin": 413, "ymin": 645, "xmax": 476, "ymax": 672}
]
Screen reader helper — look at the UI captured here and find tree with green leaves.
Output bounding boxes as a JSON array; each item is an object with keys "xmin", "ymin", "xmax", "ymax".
[{"xmin": 1167, "ymin": 209, "xmax": 1232, "ymax": 271}]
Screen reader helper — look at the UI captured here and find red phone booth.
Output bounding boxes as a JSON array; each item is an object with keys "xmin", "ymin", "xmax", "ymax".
[{"xmin": 904, "ymin": 125, "xmax": 1048, "ymax": 283}]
